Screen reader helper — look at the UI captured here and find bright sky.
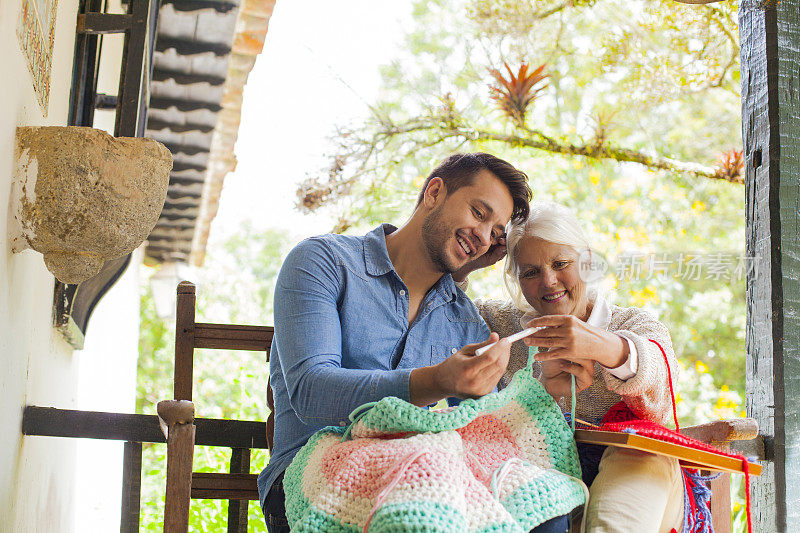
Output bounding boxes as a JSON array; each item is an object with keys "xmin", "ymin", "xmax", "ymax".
[{"xmin": 212, "ymin": 0, "xmax": 411, "ymax": 245}]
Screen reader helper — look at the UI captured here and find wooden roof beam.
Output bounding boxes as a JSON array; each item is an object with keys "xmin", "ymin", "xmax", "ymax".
[
  {"xmin": 149, "ymin": 97, "xmax": 222, "ymax": 113},
  {"xmin": 155, "ymin": 37, "xmax": 232, "ymax": 57},
  {"xmin": 161, "ymin": 0, "xmax": 238, "ymax": 14},
  {"xmin": 151, "ymin": 69, "xmax": 226, "ymax": 87},
  {"xmin": 147, "ymin": 120, "xmax": 215, "ymax": 134}
]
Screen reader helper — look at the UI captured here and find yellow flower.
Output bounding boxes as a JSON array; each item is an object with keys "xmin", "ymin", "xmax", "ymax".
[
  {"xmin": 692, "ymin": 200, "xmax": 706, "ymax": 212},
  {"xmin": 630, "ymin": 285, "xmax": 659, "ymax": 307},
  {"xmin": 695, "ymin": 360, "xmax": 709, "ymax": 373},
  {"xmin": 589, "ymin": 170, "xmax": 601, "ymax": 185},
  {"xmin": 715, "ymin": 397, "xmax": 734, "ymax": 410}
]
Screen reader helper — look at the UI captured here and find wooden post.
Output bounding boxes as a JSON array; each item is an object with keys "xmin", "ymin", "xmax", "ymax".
[
  {"xmin": 740, "ymin": 0, "xmax": 800, "ymax": 530},
  {"xmin": 226, "ymin": 448, "xmax": 250, "ymax": 533},
  {"xmin": 175, "ymin": 282, "xmax": 196, "ymax": 401},
  {"xmin": 114, "ymin": 0, "xmax": 155, "ymax": 137},
  {"xmin": 120, "ymin": 441, "xmax": 143, "ymax": 533},
  {"xmin": 158, "ymin": 400, "xmax": 196, "ymax": 533},
  {"xmin": 709, "ymin": 447, "xmax": 732, "ymax": 533}
]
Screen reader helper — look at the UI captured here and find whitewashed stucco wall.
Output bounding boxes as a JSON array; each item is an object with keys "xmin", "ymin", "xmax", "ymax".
[
  {"xmin": 0, "ymin": 0, "xmax": 142, "ymax": 531},
  {"xmin": 73, "ymin": 248, "xmax": 141, "ymax": 532}
]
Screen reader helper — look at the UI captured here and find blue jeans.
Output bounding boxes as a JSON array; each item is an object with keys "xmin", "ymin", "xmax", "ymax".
[
  {"xmin": 532, "ymin": 514, "xmax": 570, "ymax": 533},
  {"xmin": 264, "ymin": 472, "xmax": 570, "ymax": 533},
  {"xmin": 263, "ymin": 472, "xmax": 290, "ymax": 533}
]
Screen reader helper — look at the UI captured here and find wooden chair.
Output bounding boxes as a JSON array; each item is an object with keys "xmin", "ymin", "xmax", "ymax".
[
  {"xmin": 159, "ymin": 281, "xmax": 273, "ymax": 533},
  {"xmin": 158, "ymin": 281, "xmax": 761, "ymax": 533}
]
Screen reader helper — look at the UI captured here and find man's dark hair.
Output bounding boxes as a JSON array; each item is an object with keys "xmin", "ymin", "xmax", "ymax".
[{"xmin": 415, "ymin": 153, "xmax": 531, "ymax": 224}]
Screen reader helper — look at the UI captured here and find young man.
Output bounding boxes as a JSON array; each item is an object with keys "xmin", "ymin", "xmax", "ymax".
[{"xmin": 258, "ymin": 153, "xmax": 532, "ymax": 531}]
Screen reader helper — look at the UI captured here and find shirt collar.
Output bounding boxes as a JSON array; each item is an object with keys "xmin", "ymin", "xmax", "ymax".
[
  {"xmin": 363, "ymin": 223, "xmax": 457, "ymax": 302},
  {"xmin": 585, "ymin": 291, "xmax": 612, "ymax": 329},
  {"xmin": 363, "ymin": 224, "xmax": 398, "ymax": 277},
  {"xmin": 434, "ymin": 273, "xmax": 457, "ymax": 302}
]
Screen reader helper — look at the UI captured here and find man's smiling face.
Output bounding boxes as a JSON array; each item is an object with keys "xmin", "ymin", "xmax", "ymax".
[{"xmin": 421, "ymin": 169, "xmax": 514, "ymax": 274}]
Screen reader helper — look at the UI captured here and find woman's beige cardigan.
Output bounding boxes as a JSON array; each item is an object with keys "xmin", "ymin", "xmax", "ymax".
[{"xmin": 474, "ymin": 298, "xmax": 679, "ymax": 425}]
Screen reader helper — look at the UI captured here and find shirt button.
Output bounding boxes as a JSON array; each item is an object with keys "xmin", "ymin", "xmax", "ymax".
[
  {"xmin": 451, "ymin": 348, "xmax": 457, "ymax": 354},
  {"xmin": 399, "ymin": 289, "xmax": 406, "ymax": 296}
]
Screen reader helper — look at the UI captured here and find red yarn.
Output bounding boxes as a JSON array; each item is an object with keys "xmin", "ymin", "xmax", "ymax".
[
  {"xmin": 683, "ymin": 471, "xmax": 699, "ymax": 525},
  {"xmin": 593, "ymin": 339, "xmax": 753, "ymax": 533},
  {"xmin": 648, "ymin": 339, "xmax": 680, "ymax": 431},
  {"xmin": 601, "ymin": 418, "xmax": 736, "ymax": 455},
  {"xmin": 743, "ymin": 459, "xmax": 753, "ymax": 533}
]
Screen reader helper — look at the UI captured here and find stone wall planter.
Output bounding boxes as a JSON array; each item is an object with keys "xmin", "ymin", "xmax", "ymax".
[{"xmin": 10, "ymin": 126, "xmax": 173, "ymax": 283}]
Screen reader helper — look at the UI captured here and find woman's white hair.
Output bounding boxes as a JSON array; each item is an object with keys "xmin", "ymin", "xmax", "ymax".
[{"xmin": 503, "ymin": 201, "xmax": 593, "ymax": 313}]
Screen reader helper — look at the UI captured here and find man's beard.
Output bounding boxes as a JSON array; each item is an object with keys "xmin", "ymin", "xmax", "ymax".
[{"xmin": 421, "ymin": 206, "xmax": 459, "ymax": 274}]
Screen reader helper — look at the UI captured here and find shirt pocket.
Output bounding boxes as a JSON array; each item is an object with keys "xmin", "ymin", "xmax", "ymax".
[{"xmin": 431, "ymin": 344, "xmax": 460, "ymax": 365}]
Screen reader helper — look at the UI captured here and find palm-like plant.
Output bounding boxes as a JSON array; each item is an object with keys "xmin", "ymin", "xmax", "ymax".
[
  {"xmin": 713, "ymin": 149, "xmax": 744, "ymax": 183},
  {"xmin": 488, "ymin": 62, "xmax": 549, "ymax": 128}
]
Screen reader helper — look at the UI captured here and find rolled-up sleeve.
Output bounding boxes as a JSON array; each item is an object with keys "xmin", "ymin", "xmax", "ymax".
[
  {"xmin": 601, "ymin": 310, "xmax": 679, "ymax": 426},
  {"xmin": 273, "ymin": 239, "xmax": 412, "ymax": 426}
]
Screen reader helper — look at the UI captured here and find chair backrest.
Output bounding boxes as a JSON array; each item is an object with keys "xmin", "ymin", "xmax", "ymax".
[{"xmin": 174, "ymin": 281, "xmax": 276, "ymax": 450}]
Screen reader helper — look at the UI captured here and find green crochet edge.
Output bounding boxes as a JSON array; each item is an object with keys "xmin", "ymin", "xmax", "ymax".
[
  {"xmin": 500, "ymin": 470, "xmax": 586, "ymax": 530},
  {"xmin": 288, "ymin": 498, "xmax": 526, "ymax": 533},
  {"xmin": 358, "ymin": 500, "xmax": 523, "ymax": 533}
]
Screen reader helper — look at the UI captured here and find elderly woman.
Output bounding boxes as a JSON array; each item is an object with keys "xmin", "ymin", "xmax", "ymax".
[{"xmin": 454, "ymin": 202, "xmax": 684, "ymax": 533}]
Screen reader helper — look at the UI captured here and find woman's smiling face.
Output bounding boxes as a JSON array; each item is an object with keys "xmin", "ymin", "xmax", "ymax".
[{"xmin": 516, "ymin": 236, "xmax": 589, "ymax": 319}]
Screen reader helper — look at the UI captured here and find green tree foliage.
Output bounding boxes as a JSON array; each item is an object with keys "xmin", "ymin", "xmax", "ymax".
[
  {"xmin": 136, "ymin": 225, "xmax": 290, "ymax": 531},
  {"xmin": 298, "ymin": 0, "xmax": 747, "ymax": 409}
]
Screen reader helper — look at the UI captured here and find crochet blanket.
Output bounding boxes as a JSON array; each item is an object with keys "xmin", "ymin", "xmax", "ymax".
[{"xmin": 284, "ymin": 357, "xmax": 586, "ymax": 532}]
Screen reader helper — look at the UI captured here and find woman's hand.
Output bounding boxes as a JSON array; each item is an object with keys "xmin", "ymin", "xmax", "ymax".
[
  {"xmin": 523, "ymin": 314, "xmax": 629, "ymax": 369},
  {"xmin": 451, "ymin": 237, "xmax": 506, "ymax": 283},
  {"xmin": 540, "ymin": 358, "xmax": 595, "ymax": 399}
]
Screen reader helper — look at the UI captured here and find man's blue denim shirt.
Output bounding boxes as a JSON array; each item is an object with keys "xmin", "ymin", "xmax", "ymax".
[{"xmin": 257, "ymin": 224, "xmax": 490, "ymax": 510}]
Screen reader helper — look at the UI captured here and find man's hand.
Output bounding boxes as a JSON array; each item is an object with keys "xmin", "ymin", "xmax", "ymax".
[
  {"xmin": 409, "ymin": 333, "xmax": 511, "ymax": 406},
  {"xmin": 451, "ymin": 237, "xmax": 507, "ymax": 283},
  {"xmin": 539, "ymin": 358, "xmax": 595, "ymax": 400}
]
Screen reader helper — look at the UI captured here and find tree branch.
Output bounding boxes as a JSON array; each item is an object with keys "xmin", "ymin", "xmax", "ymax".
[
  {"xmin": 672, "ymin": 0, "xmax": 725, "ymax": 4},
  {"xmin": 297, "ymin": 112, "xmax": 740, "ymax": 213},
  {"xmin": 470, "ymin": 128, "xmax": 730, "ymax": 181},
  {"xmin": 383, "ymin": 115, "xmax": 737, "ymax": 182},
  {"xmin": 534, "ymin": 1, "xmax": 570, "ymax": 19}
]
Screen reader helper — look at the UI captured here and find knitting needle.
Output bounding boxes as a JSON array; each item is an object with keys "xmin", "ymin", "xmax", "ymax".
[
  {"xmin": 474, "ymin": 326, "xmax": 544, "ymax": 356},
  {"xmin": 575, "ymin": 418, "xmax": 600, "ymax": 428}
]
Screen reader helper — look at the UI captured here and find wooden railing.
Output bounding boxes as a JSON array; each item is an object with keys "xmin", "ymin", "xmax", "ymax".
[{"xmin": 21, "ymin": 406, "xmax": 267, "ymax": 532}]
